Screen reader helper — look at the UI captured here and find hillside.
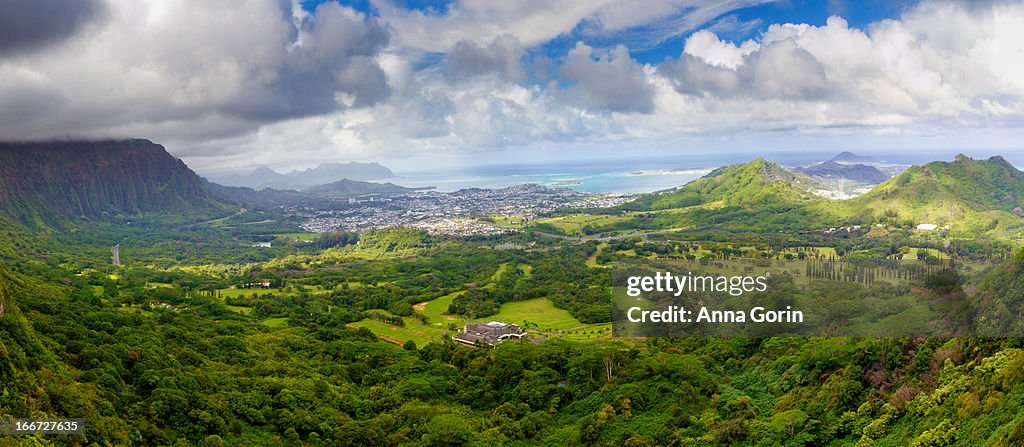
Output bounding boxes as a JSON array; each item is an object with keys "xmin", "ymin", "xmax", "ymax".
[
  {"xmin": 202, "ymin": 179, "xmax": 307, "ymax": 208},
  {"xmin": 970, "ymin": 251, "xmax": 1024, "ymax": 336},
  {"xmin": 622, "ymin": 158, "xmax": 822, "ymax": 211},
  {"xmin": 0, "ymin": 139, "xmax": 228, "ymax": 223},
  {"xmin": 835, "ymin": 155, "xmax": 1024, "ymax": 232}
]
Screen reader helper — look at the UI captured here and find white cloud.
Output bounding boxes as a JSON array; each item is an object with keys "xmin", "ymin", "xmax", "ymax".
[
  {"xmin": 683, "ymin": 30, "xmax": 758, "ymax": 69},
  {"xmin": 0, "ymin": 0, "xmax": 389, "ymax": 143},
  {"xmin": 374, "ymin": 0, "xmax": 774, "ymax": 52},
  {"xmin": 4, "ymin": 0, "xmax": 1024, "ymax": 172}
]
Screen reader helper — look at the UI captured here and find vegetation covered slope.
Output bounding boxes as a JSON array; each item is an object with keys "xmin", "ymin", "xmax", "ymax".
[
  {"xmin": 0, "ymin": 139, "xmax": 229, "ymax": 224},
  {"xmin": 970, "ymin": 251, "xmax": 1024, "ymax": 337},
  {"xmin": 621, "ymin": 158, "xmax": 822, "ymax": 211},
  {"xmin": 829, "ymin": 155, "xmax": 1024, "ymax": 233}
]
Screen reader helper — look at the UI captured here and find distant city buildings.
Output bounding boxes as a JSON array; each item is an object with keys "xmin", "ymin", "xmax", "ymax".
[
  {"xmin": 112, "ymin": 244, "xmax": 120, "ymax": 267},
  {"xmin": 295, "ymin": 184, "xmax": 634, "ymax": 236}
]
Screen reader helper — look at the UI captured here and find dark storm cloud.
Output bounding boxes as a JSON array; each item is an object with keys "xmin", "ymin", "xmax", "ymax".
[
  {"xmin": 0, "ymin": 0, "xmax": 107, "ymax": 55},
  {"xmin": 660, "ymin": 40, "xmax": 831, "ymax": 101},
  {"xmin": 560, "ymin": 43, "xmax": 655, "ymax": 114},
  {"xmin": 0, "ymin": 0, "xmax": 391, "ymax": 143},
  {"xmin": 443, "ymin": 35, "xmax": 526, "ymax": 82}
]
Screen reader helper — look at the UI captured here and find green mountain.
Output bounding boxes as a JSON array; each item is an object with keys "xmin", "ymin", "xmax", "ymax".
[
  {"xmin": 834, "ymin": 154, "xmax": 1024, "ymax": 232},
  {"xmin": 202, "ymin": 179, "xmax": 307, "ymax": 208},
  {"xmin": 0, "ymin": 139, "xmax": 229, "ymax": 224},
  {"xmin": 623, "ymin": 158, "xmax": 822, "ymax": 211}
]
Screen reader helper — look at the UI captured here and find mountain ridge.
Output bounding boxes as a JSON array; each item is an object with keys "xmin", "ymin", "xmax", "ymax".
[
  {"xmin": 0, "ymin": 139, "xmax": 228, "ymax": 224},
  {"xmin": 836, "ymin": 154, "xmax": 1024, "ymax": 226},
  {"xmin": 621, "ymin": 157, "xmax": 822, "ymax": 211},
  {"xmin": 206, "ymin": 161, "xmax": 395, "ymax": 190}
]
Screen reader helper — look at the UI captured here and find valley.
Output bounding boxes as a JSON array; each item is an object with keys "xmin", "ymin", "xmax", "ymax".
[{"xmin": 3, "ymin": 141, "xmax": 1024, "ymax": 446}]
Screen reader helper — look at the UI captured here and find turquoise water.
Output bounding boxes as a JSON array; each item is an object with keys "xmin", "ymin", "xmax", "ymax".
[{"xmin": 391, "ymin": 169, "xmax": 711, "ymax": 193}]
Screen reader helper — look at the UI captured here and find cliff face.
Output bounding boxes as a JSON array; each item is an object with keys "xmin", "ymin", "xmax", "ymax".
[{"xmin": 0, "ymin": 139, "xmax": 219, "ymax": 221}]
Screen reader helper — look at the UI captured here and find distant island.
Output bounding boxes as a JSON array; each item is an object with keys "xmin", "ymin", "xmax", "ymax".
[
  {"xmin": 627, "ymin": 168, "xmax": 715, "ymax": 176},
  {"xmin": 204, "ymin": 161, "xmax": 396, "ymax": 190}
]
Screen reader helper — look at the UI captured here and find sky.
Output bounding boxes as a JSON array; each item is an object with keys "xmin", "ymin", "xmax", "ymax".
[{"xmin": 1, "ymin": 0, "xmax": 1023, "ymax": 173}]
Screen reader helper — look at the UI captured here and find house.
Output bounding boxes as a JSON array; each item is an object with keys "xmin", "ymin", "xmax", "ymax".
[
  {"xmin": 454, "ymin": 321, "xmax": 527, "ymax": 347},
  {"xmin": 916, "ymin": 223, "xmax": 938, "ymax": 231}
]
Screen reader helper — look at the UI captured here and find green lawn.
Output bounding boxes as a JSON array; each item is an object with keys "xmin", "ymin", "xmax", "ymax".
[
  {"xmin": 261, "ymin": 317, "xmax": 289, "ymax": 328},
  {"xmin": 476, "ymin": 298, "xmax": 582, "ymax": 331},
  {"xmin": 419, "ymin": 291, "xmax": 463, "ymax": 323},
  {"xmin": 356, "ymin": 296, "xmax": 591, "ymax": 348},
  {"xmin": 491, "ymin": 263, "xmax": 512, "ymax": 282},
  {"xmin": 560, "ymin": 324, "xmax": 613, "ymax": 341},
  {"xmin": 534, "ymin": 214, "xmax": 631, "ymax": 236},
  {"xmin": 587, "ymin": 243, "xmax": 608, "ymax": 268},
  {"xmin": 226, "ymin": 305, "xmax": 253, "ymax": 315},
  {"xmin": 349, "ymin": 317, "xmax": 445, "ymax": 347}
]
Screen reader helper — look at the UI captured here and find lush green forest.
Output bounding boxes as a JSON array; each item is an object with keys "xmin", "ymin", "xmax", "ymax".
[{"xmin": 4, "ymin": 147, "xmax": 1024, "ymax": 446}]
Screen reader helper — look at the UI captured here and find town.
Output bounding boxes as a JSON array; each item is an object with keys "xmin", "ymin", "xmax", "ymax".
[{"xmin": 293, "ymin": 183, "xmax": 634, "ymax": 235}]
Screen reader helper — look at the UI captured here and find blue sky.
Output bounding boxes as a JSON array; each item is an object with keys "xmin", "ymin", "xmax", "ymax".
[
  {"xmin": 304, "ymin": 0, "xmax": 914, "ymax": 65},
  {"xmin": 1, "ymin": 0, "xmax": 1022, "ymax": 171}
]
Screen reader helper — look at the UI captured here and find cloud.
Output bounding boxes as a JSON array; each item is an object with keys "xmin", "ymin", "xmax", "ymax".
[
  {"xmin": 0, "ymin": 0, "xmax": 389, "ymax": 143},
  {"xmin": 443, "ymin": 35, "xmax": 527, "ymax": 82},
  {"xmin": 576, "ymin": 0, "xmax": 776, "ymax": 52},
  {"xmin": 4, "ymin": 0, "xmax": 1024, "ymax": 172},
  {"xmin": 0, "ymin": 0, "xmax": 108, "ymax": 55},
  {"xmin": 683, "ymin": 30, "xmax": 758, "ymax": 69},
  {"xmin": 374, "ymin": 0, "xmax": 774, "ymax": 52},
  {"xmin": 179, "ymin": 0, "xmax": 1024, "ymax": 171},
  {"xmin": 561, "ymin": 43, "xmax": 656, "ymax": 113}
]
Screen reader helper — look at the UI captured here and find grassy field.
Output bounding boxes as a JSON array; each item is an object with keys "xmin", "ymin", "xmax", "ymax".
[
  {"xmin": 418, "ymin": 291, "xmax": 462, "ymax": 323},
  {"xmin": 587, "ymin": 243, "xmax": 608, "ymax": 268},
  {"xmin": 261, "ymin": 317, "xmax": 289, "ymax": 328},
  {"xmin": 491, "ymin": 263, "xmax": 512, "ymax": 282},
  {"xmin": 560, "ymin": 324, "xmax": 613, "ymax": 341},
  {"xmin": 349, "ymin": 316, "xmax": 445, "ymax": 347},
  {"xmin": 534, "ymin": 214, "xmax": 631, "ymax": 236},
  {"xmin": 226, "ymin": 305, "xmax": 253, "ymax": 315},
  {"xmin": 355, "ymin": 296, "xmax": 599, "ymax": 348},
  {"xmin": 475, "ymin": 298, "xmax": 581, "ymax": 330},
  {"xmin": 489, "ymin": 215, "xmax": 529, "ymax": 228}
]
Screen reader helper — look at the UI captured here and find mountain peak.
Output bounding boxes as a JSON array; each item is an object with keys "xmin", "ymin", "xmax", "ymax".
[
  {"xmin": 251, "ymin": 165, "xmax": 279, "ymax": 176},
  {"xmin": 831, "ymin": 151, "xmax": 879, "ymax": 164},
  {"xmin": 847, "ymin": 154, "xmax": 1024, "ymax": 228}
]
